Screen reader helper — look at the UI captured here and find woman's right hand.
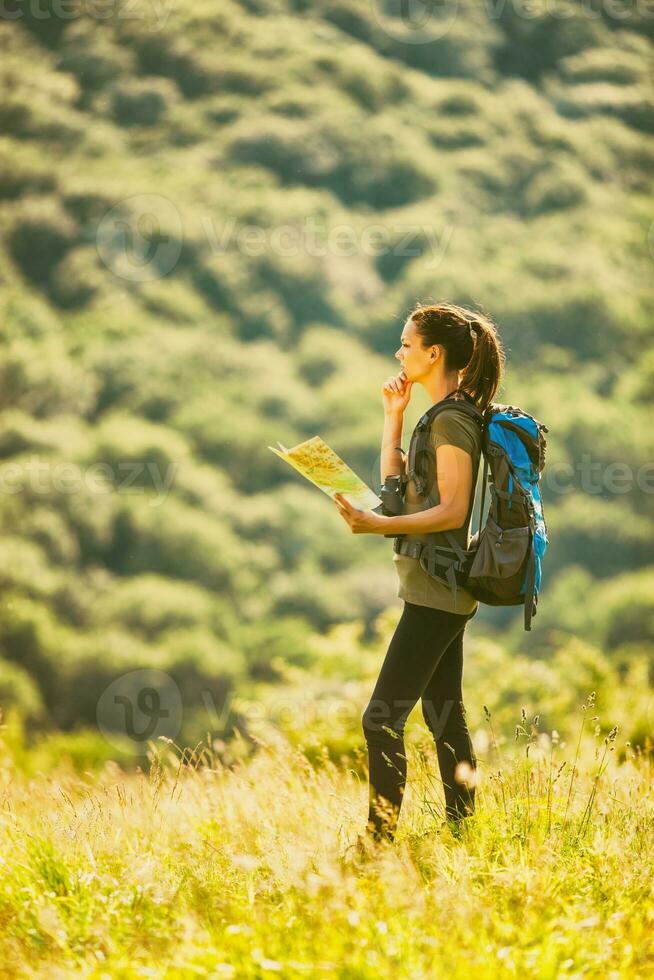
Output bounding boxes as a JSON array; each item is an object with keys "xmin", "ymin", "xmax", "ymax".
[{"xmin": 382, "ymin": 369, "xmax": 413, "ymax": 415}]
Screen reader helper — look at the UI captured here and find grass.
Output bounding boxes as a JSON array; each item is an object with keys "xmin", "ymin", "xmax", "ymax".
[{"xmin": 1, "ymin": 697, "xmax": 653, "ymax": 978}]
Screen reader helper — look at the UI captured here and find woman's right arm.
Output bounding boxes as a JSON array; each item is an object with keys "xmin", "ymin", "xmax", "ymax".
[
  {"xmin": 380, "ymin": 370, "xmax": 413, "ymax": 485},
  {"xmin": 380, "ymin": 412, "xmax": 405, "ymax": 486}
]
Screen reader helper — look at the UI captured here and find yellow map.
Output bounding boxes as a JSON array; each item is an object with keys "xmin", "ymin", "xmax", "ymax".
[{"xmin": 268, "ymin": 437, "xmax": 382, "ymax": 510}]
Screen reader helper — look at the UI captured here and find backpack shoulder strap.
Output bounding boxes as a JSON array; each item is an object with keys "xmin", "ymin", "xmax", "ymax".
[
  {"xmin": 406, "ymin": 398, "xmax": 486, "ymax": 494},
  {"xmin": 406, "ymin": 396, "xmax": 489, "ymax": 558},
  {"xmin": 406, "ymin": 395, "xmax": 486, "ymax": 496}
]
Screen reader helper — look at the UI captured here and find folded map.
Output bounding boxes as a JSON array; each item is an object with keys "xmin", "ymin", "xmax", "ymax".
[{"xmin": 268, "ymin": 436, "xmax": 382, "ymax": 510}]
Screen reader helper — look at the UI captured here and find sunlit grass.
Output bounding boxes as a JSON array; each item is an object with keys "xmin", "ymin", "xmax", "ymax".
[{"xmin": 1, "ymin": 696, "xmax": 653, "ymax": 978}]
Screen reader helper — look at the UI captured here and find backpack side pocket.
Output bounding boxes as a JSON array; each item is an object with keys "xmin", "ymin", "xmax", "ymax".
[{"xmin": 466, "ymin": 517, "xmax": 531, "ymax": 601}]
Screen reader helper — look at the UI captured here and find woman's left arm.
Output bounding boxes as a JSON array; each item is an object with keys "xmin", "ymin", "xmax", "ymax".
[{"xmin": 334, "ymin": 443, "xmax": 473, "ymax": 535}]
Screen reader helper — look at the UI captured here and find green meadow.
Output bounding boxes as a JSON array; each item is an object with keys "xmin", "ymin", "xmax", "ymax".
[{"xmin": 0, "ymin": 0, "xmax": 653, "ymax": 973}]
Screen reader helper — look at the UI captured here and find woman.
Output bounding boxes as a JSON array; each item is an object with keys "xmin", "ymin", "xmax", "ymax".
[{"xmin": 334, "ymin": 302, "xmax": 505, "ymax": 844}]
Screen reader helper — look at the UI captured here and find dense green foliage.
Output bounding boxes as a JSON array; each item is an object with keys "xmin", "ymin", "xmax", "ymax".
[{"xmin": 0, "ymin": 0, "xmax": 652, "ymax": 754}]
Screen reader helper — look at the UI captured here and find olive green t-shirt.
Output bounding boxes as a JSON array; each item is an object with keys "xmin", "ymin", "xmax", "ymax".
[{"xmin": 393, "ymin": 405, "xmax": 482, "ymax": 615}]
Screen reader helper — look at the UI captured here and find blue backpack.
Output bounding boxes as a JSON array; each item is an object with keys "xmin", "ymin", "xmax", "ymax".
[{"xmin": 396, "ymin": 393, "xmax": 549, "ymax": 630}]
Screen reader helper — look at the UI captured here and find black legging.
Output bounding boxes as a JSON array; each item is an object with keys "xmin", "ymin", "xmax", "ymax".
[{"xmin": 362, "ymin": 600, "xmax": 478, "ymax": 840}]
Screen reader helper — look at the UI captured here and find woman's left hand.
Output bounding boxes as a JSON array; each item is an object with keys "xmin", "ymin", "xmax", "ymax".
[{"xmin": 333, "ymin": 493, "xmax": 385, "ymax": 534}]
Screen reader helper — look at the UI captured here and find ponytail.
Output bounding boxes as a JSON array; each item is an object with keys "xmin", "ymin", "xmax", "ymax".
[
  {"xmin": 459, "ymin": 315, "xmax": 505, "ymax": 410},
  {"xmin": 409, "ymin": 302, "xmax": 505, "ymax": 411}
]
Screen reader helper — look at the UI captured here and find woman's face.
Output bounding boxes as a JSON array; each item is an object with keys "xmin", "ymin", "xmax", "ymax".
[{"xmin": 394, "ymin": 318, "xmax": 438, "ymax": 382}]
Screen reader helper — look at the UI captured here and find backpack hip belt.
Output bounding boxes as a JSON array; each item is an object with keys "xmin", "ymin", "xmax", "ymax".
[{"xmin": 393, "ymin": 536, "xmax": 474, "ymax": 609}]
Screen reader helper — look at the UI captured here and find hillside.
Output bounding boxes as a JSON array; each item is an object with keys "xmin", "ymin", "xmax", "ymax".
[{"xmin": 0, "ymin": 0, "xmax": 653, "ymax": 751}]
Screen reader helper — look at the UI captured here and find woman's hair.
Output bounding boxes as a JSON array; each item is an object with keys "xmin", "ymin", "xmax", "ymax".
[{"xmin": 408, "ymin": 301, "xmax": 505, "ymax": 411}]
